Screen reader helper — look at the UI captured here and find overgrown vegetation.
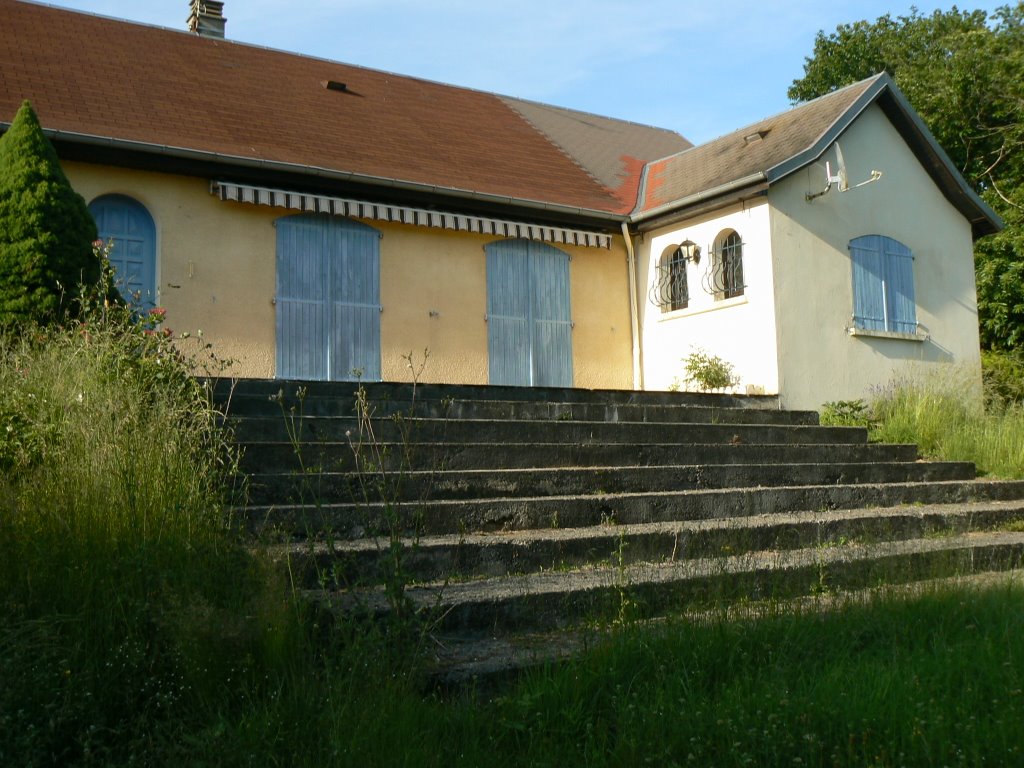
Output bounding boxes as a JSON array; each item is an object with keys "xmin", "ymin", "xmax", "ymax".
[
  {"xmin": 823, "ymin": 355, "xmax": 1024, "ymax": 479},
  {"xmin": 0, "ymin": 294, "xmax": 295, "ymax": 765},
  {"xmin": 6, "ymin": 301, "xmax": 1024, "ymax": 763}
]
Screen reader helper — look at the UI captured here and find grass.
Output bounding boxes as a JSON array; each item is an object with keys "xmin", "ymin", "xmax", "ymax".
[{"xmin": 158, "ymin": 580, "xmax": 1024, "ymax": 767}]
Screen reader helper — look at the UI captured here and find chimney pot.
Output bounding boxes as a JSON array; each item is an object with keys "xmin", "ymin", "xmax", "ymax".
[{"xmin": 188, "ymin": 1, "xmax": 226, "ymax": 38}]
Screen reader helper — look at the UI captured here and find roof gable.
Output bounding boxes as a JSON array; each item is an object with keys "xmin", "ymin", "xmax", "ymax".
[{"xmin": 636, "ymin": 73, "xmax": 1000, "ymax": 238}]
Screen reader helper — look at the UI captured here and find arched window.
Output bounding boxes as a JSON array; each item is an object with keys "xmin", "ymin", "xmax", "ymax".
[
  {"xmin": 711, "ymin": 230, "xmax": 744, "ymax": 300},
  {"xmin": 88, "ymin": 194, "xmax": 157, "ymax": 309},
  {"xmin": 650, "ymin": 242, "xmax": 696, "ymax": 312}
]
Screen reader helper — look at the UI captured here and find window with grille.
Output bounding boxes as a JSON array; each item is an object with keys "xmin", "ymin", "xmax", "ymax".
[
  {"xmin": 713, "ymin": 230, "xmax": 744, "ymax": 300},
  {"xmin": 649, "ymin": 242, "xmax": 694, "ymax": 312}
]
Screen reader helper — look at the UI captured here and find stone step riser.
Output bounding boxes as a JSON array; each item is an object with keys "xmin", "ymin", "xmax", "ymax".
[
  {"xmin": 418, "ymin": 539, "xmax": 1024, "ymax": 634},
  {"xmin": 237, "ymin": 441, "xmax": 919, "ymax": 474},
  {"xmin": 245, "ymin": 461, "xmax": 976, "ymax": 505},
  {"xmin": 212, "ymin": 379, "xmax": 782, "ymax": 410},
  {"xmin": 229, "ymin": 417, "xmax": 866, "ymax": 446},
  {"xmin": 225, "ymin": 396, "xmax": 817, "ymax": 426},
  {"xmin": 244, "ymin": 480, "xmax": 1024, "ymax": 538},
  {"xmin": 287, "ymin": 506, "xmax": 1024, "ymax": 588}
]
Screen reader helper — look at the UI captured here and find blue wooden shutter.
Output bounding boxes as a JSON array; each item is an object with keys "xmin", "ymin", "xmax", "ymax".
[
  {"xmin": 529, "ymin": 242, "xmax": 573, "ymax": 387},
  {"xmin": 276, "ymin": 216, "xmax": 329, "ymax": 380},
  {"xmin": 89, "ymin": 195, "xmax": 157, "ymax": 310},
  {"xmin": 487, "ymin": 239, "xmax": 532, "ymax": 386},
  {"xmin": 884, "ymin": 238, "xmax": 917, "ymax": 333},
  {"xmin": 850, "ymin": 235, "xmax": 886, "ymax": 331},
  {"xmin": 486, "ymin": 239, "xmax": 573, "ymax": 387},
  {"xmin": 276, "ymin": 215, "xmax": 381, "ymax": 381},
  {"xmin": 330, "ymin": 219, "xmax": 381, "ymax": 381},
  {"xmin": 850, "ymin": 235, "xmax": 916, "ymax": 333}
]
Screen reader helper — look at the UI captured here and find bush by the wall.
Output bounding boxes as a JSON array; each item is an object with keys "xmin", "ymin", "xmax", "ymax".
[{"xmin": 982, "ymin": 349, "xmax": 1024, "ymax": 410}]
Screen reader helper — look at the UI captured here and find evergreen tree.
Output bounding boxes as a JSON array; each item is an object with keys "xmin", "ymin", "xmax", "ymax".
[{"xmin": 0, "ymin": 100, "xmax": 99, "ymax": 328}]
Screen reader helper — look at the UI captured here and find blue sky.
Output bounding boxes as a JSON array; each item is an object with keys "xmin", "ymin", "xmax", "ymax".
[{"xmin": 37, "ymin": 0, "xmax": 1008, "ymax": 145}]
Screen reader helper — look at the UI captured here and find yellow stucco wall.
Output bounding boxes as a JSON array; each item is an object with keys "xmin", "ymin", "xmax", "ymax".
[
  {"xmin": 65, "ymin": 163, "xmax": 278, "ymax": 377},
  {"xmin": 63, "ymin": 161, "xmax": 633, "ymax": 388},
  {"xmin": 768, "ymin": 103, "xmax": 983, "ymax": 410}
]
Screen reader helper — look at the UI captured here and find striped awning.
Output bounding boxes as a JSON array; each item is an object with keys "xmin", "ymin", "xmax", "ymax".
[{"xmin": 211, "ymin": 181, "xmax": 612, "ymax": 249}]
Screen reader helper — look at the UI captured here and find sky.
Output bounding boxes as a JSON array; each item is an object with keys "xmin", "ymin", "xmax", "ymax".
[{"xmin": 33, "ymin": 0, "xmax": 1009, "ymax": 145}]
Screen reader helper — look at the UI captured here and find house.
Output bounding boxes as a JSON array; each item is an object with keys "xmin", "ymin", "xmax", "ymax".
[{"xmin": 0, "ymin": 0, "xmax": 1001, "ymax": 410}]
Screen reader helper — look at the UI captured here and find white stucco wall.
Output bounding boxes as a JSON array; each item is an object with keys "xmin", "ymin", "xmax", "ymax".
[
  {"xmin": 637, "ymin": 201, "xmax": 781, "ymax": 394},
  {"xmin": 768, "ymin": 103, "xmax": 982, "ymax": 410}
]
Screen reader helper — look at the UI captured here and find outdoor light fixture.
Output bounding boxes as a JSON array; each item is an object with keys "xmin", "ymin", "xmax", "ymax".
[{"xmin": 677, "ymin": 240, "xmax": 701, "ymax": 266}]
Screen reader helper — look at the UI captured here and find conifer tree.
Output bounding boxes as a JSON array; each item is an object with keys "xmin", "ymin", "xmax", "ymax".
[{"xmin": 0, "ymin": 100, "xmax": 99, "ymax": 327}]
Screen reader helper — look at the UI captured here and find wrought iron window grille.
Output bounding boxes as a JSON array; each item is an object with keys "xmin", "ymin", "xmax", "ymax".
[
  {"xmin": 650, "ymin": 242, "xmax": 699, "ymax": 312},
  {"xmin": 701, "ymin": 233, "xmax": 745, "ymax": 299}
]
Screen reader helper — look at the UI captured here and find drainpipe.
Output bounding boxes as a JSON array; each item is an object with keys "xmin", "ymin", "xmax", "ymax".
[{"xmin": 621, "ymin": 221, "xmax": 644, "ymax": 391}]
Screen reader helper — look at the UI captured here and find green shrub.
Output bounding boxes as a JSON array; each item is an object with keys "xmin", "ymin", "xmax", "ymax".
[
  {"xmin": 982, "ymin": 349, "xmax": 1024, "ymax": 410},
  {"xmin": 820, "ymin": 398, "xmax": 873, "ymax": 427},
  {"xmin": 681, "ymin": 348, "xmax": 740, "ymax": 392},
  {"xmin": 0, "ymin": 101, "xmax": 103, "ymax": 328}
]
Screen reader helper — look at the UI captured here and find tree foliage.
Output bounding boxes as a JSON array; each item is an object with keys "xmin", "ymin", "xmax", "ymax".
[
  {"xmin": 0, "ymin": 100, "xmax": 100, "ymax": 328},
  {"xmin": 789, "ymin": 4, "xmax": 1024, "ymax": 350}
]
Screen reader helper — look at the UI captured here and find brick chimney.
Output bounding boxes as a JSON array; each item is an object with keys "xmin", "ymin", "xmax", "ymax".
[{"xmin": 187, "ymin": 1, "xmax": 226, "ymax": 38}]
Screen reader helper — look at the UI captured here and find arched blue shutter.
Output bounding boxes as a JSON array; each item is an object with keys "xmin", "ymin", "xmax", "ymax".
[
  {"xmin": 486, "ymin": 239, "xmax": 573, "ymax": 387},
  {"xmin": 276, "ymin": 215, "xmax": 380, "ymax": 381},
  {"xmin": 850, "ymin": 235, "xmax": 916, "ymax": 333},
  {"xmin": 88, "ymin": 195, "xmax": 157, "ymax": 310}
]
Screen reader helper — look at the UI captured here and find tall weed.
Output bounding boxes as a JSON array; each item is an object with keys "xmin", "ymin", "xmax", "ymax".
[
  {"xmin": 0, "ymin": 302, "xmax": 276, "ymax": 764},
  {"xmin": 868, "ymin": 365, "xmax": 1024, "ymax": 478}
]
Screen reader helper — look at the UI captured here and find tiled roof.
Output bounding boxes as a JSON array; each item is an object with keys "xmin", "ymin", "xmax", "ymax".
[
  {"xmin": 0, "ymin": 0, "xmax": 690, "ymax": 217},
  {"xmin": 638, "ymin": 79, "xmax": 876, "ymax": 214},
  {"xmin": 635, "ymin": 72, "xmax": 999, "ymax": 237},
  {"xmin": 500, "ymin": 96, "xmax": 693, "ymax": 211}
]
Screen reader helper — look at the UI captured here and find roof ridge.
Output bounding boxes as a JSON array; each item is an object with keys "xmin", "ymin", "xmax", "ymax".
[{"xmin": 501, "ymin": 94, "xmax": 688, "ymax": 137}]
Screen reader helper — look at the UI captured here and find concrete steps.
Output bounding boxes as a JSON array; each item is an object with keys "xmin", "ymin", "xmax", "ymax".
[
  {"xmin": 222, "ymin": 378, "xmax": 1024, "ymax": 677},
  {"xmin": 311, "ymin": 530, "xmax": 1024, "ymax": 634},
  {"xmin": 244, "ymin": 460, "xmax": 976, "ymax": 505}
]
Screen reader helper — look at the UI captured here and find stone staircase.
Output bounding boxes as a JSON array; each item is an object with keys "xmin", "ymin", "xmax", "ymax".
[{"xmin": 220, "ymin": 379, "xmax": 1024, "ymax": 681}]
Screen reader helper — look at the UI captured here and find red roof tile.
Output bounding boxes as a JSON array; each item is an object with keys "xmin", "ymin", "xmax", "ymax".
[{"xmin": 0, "ymin": 0, "xmax": 688, "ymax": 216}]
